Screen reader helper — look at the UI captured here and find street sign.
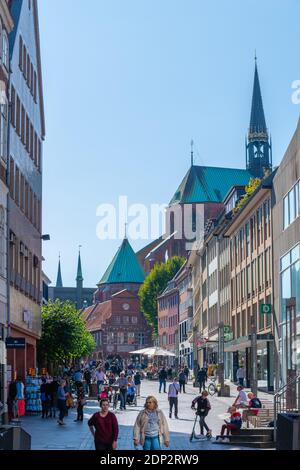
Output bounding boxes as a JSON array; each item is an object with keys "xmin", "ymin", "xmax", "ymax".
[
  {"xmin": 5, "ymin": 337, "xmax": 26, "ymax": 349},
  {"xmin": 224, "ymin": 325, "xmax": 233, "ymax": 342},
  {"xmin": 260, "ymin": 304, "xmax": 272, "ymax": 314}
]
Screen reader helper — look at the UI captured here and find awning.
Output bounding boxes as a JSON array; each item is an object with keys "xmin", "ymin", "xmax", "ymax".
[{"xmin": 224, "ymin": 333, "xmax": 274, "ymax": 353}]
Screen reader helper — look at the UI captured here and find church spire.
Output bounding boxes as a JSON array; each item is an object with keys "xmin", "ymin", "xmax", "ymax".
[
  {"xmin": 246, "ymin": 57, "xmax": 272, "ymax": 177},
  {"xmin": 76, "ymin": 246, "xmax": 83, "ymax": 282},
  {"xmin": 56, "ymin": 254, "xmax": 63, "ymax": 288}
]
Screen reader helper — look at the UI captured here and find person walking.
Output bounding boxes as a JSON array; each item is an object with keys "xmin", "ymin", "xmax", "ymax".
[
  {"xmin": 57, "ymin": 379, "xmax": 68, "ymax": 425},
  {"xmin": 16, "ymin": 377, "xmax": 25, "ymax": 417},
  {"xmin": 83, "ymin": 368, "xmax": 91, "ymax": 395},
  {"xmin": 191, "ymin": 390, "xmax": 212, "ymax": 438},
  {"xmin": 88, "ymin": 398, "xmax": 119, "ymax": 450},
  {"xmin": 236, "ymin": 366, "xmax": 245, "ymax": 387},
  {"xmin": 134, "ymin": 371, "xmax": 142, "ymax": 397},
  {"xmin": 40, "ymin": 378, "xmax": 50, "ymax": 418},
  {"xmin": 133, "ymin": 396, "xmax": 169, "ymax": 450},
  {"xmin": 197, "ymin": 367, "xmax": 207, "ymax": 393},
  {"xmin": 49, "ymin": 377, "xmax": 59, "ymax": 418},
  {"xmin": 158, "ymin": 367, "xmax": 167, "ymax": 393},
  {"xmin": 116, "ymin": 372, "xmax": 128, "ymax": 410},
  {"xmin": 74, "ymin": 386, "xmax": 86, "ymax": 422},
  {"xmin": 178, "ymin": 370, "xmax": 186, "ymax": 393},
  {"xmin": 95, "ymin": 368, "xmax": 106, "ymax": 394},
  {"xmin": 184, "ymin": 365, "xmax": 189, "ymax": 382},
  {"xmin": 7, "ymin": 380, "xmax": 17, "ymax": 422},
  {"xmin": 168, "ymin": 377, "xmax": 180, "ymax": 419}
]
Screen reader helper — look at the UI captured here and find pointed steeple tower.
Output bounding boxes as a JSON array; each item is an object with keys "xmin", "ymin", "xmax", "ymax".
[
  {"xmin": 76, "ymin": 246, "xmax": 83, "ymax": 309},
  {"xmin": 76, "ymin": 247, "xmax": 83, "ymax": 282},
  {"xmin": 56, "ymin": 255, "xmax": 63, "ymax": 288},
  {"xmin": 246, "ymin": 57, "xmax": 272, "ymax": 177}
]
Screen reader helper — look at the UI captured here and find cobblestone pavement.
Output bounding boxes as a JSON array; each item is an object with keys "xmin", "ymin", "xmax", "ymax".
[{"xmin": 20, "ymin": 380, "xmax": 266, "ymax": 450}]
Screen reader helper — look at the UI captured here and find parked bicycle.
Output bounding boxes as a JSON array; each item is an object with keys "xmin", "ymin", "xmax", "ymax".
[{"xmin": 207, "ymin": 377, "xmax": 220, "ymax": 396}]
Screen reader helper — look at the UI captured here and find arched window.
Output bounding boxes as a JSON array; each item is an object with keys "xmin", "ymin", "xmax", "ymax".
[
  {"xmin": 0, "ymin": 206, "xmax": 5, "ymax": 277},
  {"xmin": 2, "ymin": 31, "xmax": 9, "ymax": 70}
]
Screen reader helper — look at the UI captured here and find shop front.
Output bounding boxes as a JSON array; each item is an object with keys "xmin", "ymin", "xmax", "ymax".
[{"xmin": 224, "ymin": 333, "xmax": 275, "ymax": 391}]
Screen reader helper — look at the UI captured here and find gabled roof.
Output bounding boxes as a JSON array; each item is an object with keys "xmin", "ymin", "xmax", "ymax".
[
  {"xmin": 98, "ymin": 238, "xmax": 145, "ymax": 285},
  {"xmin": 170, "ymin": 165, "xmax": 252, "ymax": 206},
  {"xmin": 83, "ymin": 301, "xmax": 112, "ymax": 332}
]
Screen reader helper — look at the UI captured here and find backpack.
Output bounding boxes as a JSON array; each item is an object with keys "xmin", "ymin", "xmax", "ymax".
[
  {"xmin": 250, "ymin": 397, "xmax": 262, "ymax": 409},
  {"xmin": 231, "ymin": 413, "xmax": 242, "ymax": 429}
]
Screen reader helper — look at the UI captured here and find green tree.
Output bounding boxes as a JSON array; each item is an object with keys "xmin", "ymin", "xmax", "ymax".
[
  {"xmin": 138, "ymin": 256, "xmax": 185, "ymax": 336},
  {"xmin": 37, "ymin": 300, "xmax": 96, "ymax": 371}
]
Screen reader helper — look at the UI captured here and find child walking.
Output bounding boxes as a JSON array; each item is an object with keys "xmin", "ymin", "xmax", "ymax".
[{"xmin": 74, "ymin": 387, "xmax": 86, "ymax": 422}]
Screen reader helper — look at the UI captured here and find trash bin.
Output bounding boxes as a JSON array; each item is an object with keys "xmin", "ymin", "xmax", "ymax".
[
  {"xmin": 276, "ymin": 413, "xmax": 300, "ymax": 450},
  {"xmin": 89, "ymin": 383, "xmax": 98, "ymax": 398},
  {"xmin": 0, "ymin": 426, "xmax": 31, "ymax": 450}
]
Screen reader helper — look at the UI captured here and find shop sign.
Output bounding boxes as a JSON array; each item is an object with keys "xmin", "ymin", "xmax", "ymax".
[
  {"xmin": 224, "ymin": 325, "xmax": 233, "ymax": 342},
  {"xmin": 260, "ymin": 304, "xmax": 272, "ymax": 315},
  {"xmin": 5, "ymin": 337, "xmax": 26, "ymax": 349}
]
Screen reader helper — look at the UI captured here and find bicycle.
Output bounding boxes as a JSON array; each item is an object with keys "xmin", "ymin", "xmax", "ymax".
[{"xmin": 207, "ymin": 377, "xmax": 220, "ymax": 396}]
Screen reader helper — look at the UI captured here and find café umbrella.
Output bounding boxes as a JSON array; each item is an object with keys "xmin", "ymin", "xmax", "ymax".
[{"xmin": 129, "ymin": 347, "xmax": 176, "ymax": 357}]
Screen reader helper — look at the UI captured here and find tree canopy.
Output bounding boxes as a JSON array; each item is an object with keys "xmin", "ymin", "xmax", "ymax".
[
  {"xmin": 37, "ymin": 300, "xmax": 96, "ymax": 367},
  {"xmin": 138, "ymin": 256, "xmax": 185, "ymax": 336}
]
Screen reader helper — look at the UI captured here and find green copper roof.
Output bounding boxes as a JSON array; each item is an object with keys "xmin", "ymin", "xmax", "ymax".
[
  {"xmin": 98, "ymin": 238, "xmax": 145, "ymax": 285},
  {"xmin": 76, "ymin": 252, "xmax": 83, "ymax": 281},
  {"xmin": 56, "ymin": 259, "xmax": 63, "ymax": 288},
  {"xmin": 170, "ymin": 165, "xmax": 252, "ymax": 205}
]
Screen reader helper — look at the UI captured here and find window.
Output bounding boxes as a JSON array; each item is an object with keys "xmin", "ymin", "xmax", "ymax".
[
  {"xmin": 15, "ymin": 167, "xmax": 20, "ymax": 206},
  {"xmin": 26, "ymin": 114, "xmax": 30, "ymax": 151},
  {"xmin": 246, "ymin": 223, "xmax": 250, "ymax": 257},
  {"xmin": 34, "ymin": 72, "xmax": 37, "ymax": 102},
  {"xmin": 19, "ymin": 36, "xmax": 23, "ymax": 70},
  {"xmin": 0, "ymin": 207, "xmax": 5, "ymax": 277},
  {"xmin": 123, "ymin": 316, "xmax": 129, "ymax": 324},
  {"xmin": 138, "ymin": 333, "xmax": 145, "ymax": 346},
  {"xmin": 107, "ymin": 332, "xmax": 114, "ymax": 344},
  {"xmin": 27, "ymin": 54, "xmax": 30, "ymax": 86},
  {"xmin": 0, "ymin": 97, "xmax": 8, "ymax": 160},
  {"xmin": 131, "ymin": 316, "xmax": 138, "ymax": 324},
  {"xmin": 2, "ymin": 32, "xmax": 9, "ymax": 70},
  {"xmin": 23, "ymin": 45, "xmax": 27, "ymax": 80},
  {"xmin": 127, "ymin": 332, "xmax": 135, "ymax": 345},
  {"xmin": 117, "ymin": 332, "xmax": 124, "ymax": 345},
  {"xmin": 9, "ymin": 157, "xmax": 14, "ymax": 199},
  {"xmin": 16, "ymin": 96, "xmax": 21, "ymax": 135},
  {"xmin": 21, "ymin": 105, "xmax": 25, "ymax": 144},
  {"xmin": 283, "ymin": 181, "xmax": 300, "ymax": 230},
  {"xmin": 11, "ymin": 87, "xmax": 16, "ymax": 128}
]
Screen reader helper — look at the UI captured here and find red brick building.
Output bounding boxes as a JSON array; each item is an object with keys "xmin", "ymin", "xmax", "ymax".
[{"xmin": 82, "ymin": 238, "xmax": 153, "ymax": 361}]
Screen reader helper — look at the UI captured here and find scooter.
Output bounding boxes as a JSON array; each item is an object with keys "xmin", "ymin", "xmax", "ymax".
[{"xmin": 190, "ymin": 412, "xmax": 212, "ymax": 442}]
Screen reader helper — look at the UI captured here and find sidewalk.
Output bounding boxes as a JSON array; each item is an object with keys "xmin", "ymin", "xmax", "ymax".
[{"xmin": 19, "ymin": 379, "xmax": 262, "ymax": 450}]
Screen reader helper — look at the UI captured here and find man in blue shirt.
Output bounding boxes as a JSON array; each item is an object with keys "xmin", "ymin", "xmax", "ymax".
[{"xmin": 168, "ymin": 377, "xmax": 180, "ymax": 419}]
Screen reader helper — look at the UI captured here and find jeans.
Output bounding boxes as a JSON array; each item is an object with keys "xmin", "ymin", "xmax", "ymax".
[
  {"xmin": 58, "ymin": 400, "xmax": 66, "ymax": 421},
  {"xmin": 169, "ymin": 397, "xmax": 178, "ymax": 417},
  {"xmin": 238, "ymin": 378, "xmax": 244, "ymax": 387},
  {"xmin": 97, "ymin": 380, "xmax": 104, "ymax": 394},
  {"xmin": 119, "ymin": 389, "xmax": 127, "ymax": 409},
  {"xmin": 179, "ymin": 381, "xmax": 186, "ymax": 393},
  {"xmin": 95, "ymin": 441, "xmax": 113, "ymax": 451},
  {"xmin": 143, "ymin": 436, "xmax": 161, "ymax": 451},
  {"xmin": 77, "ymin": 405, "xmax": 84, "ymax": 421},
  {"xmin": 199, "ymin": 381, "xmax": 206, "ymax": 393},
  {"xmin": 159, "ymin": 380, "xmax": 166, "ymax": 393},
  {"xmin": 199, "ymin": 415, "xmax": 209, "ymax": 434}
]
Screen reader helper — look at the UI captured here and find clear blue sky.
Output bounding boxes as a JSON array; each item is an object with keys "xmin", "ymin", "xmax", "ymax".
[{"xmin": 39, "ymin": 0, "xmax": 300, "ymax": 288}]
